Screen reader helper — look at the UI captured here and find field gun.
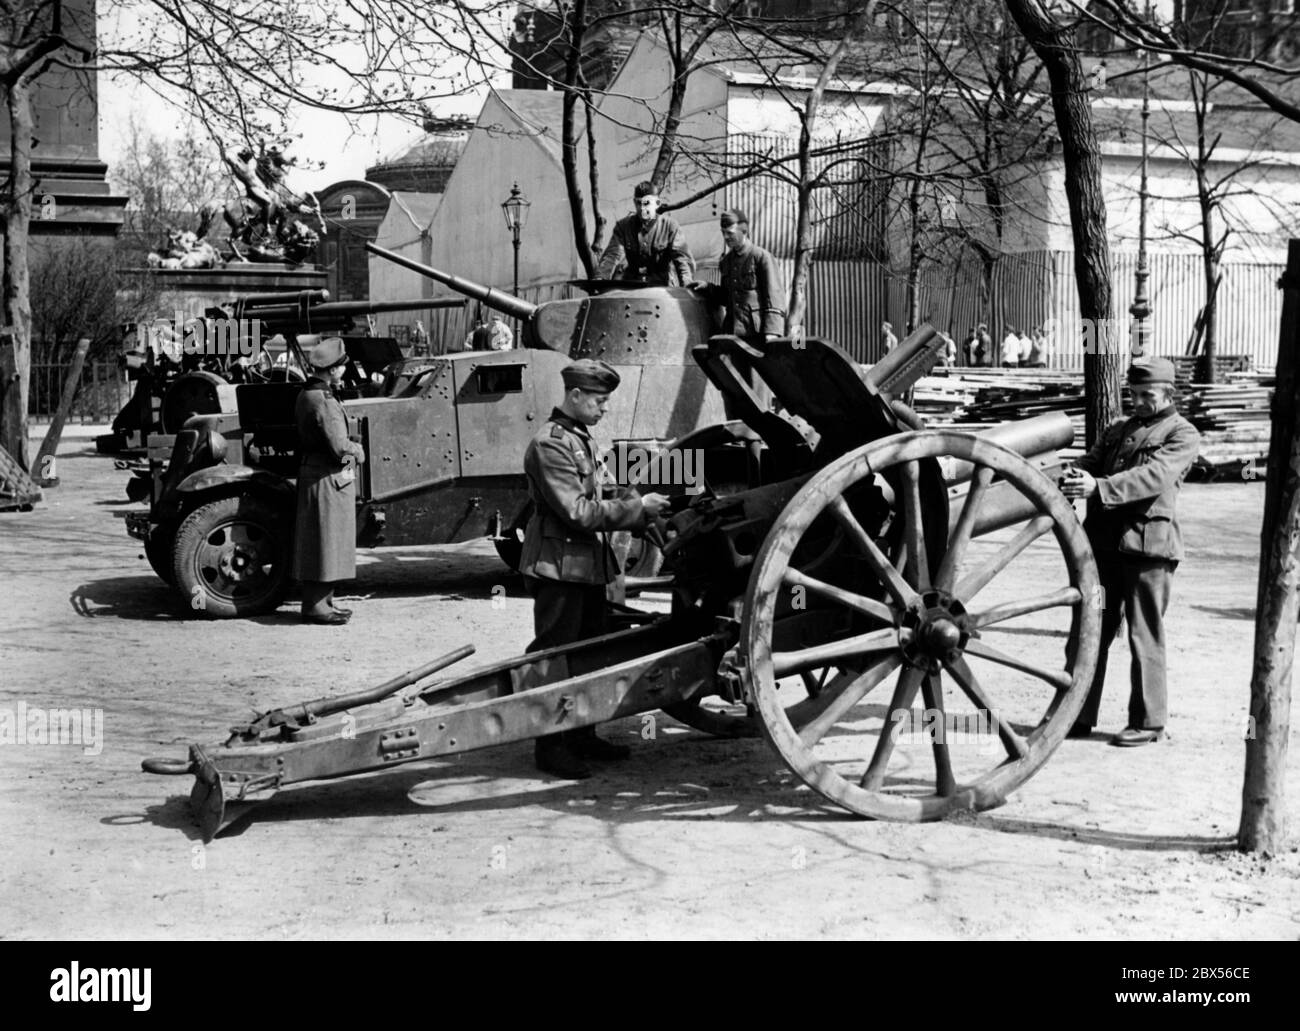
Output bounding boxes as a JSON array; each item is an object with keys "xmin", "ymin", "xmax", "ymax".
[{"xmin": 145, "ymin": 328, "xmax": 1101, "ymax": 839}]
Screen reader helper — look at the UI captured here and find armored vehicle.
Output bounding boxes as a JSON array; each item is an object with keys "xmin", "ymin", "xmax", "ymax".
[{"xmin": 126, "ymin": 248, "xmax": 728, "ymax": 618}]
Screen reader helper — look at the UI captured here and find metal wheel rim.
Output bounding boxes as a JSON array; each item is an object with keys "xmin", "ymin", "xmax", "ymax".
[{"xmin": 187, "ymin": 517, "xmax": 283, "ymax": 604}]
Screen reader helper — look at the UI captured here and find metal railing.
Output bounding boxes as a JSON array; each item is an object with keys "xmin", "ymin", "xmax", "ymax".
[{"xmin": 28, "ymin": 361, "xmax": 131, "ymax": 424}]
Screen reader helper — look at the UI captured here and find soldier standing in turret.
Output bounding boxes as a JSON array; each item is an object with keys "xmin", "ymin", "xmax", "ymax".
[{"xmin": 595, "ymin": 181, "xmax": 695, "ymax": 286}]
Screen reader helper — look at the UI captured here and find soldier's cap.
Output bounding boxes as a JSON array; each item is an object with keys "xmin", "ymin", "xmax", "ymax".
[
  {"xmin": 303, "ymin": 335, "xmax": 347, "ymax": 370},
  {"xmin": 562, "ymin": 358, "xmax": 621, "ymax": 393},
  {"xmin": 634, "ymin": 181, "xmax": 658, "ymax": 200},
  {"xmin": 1128, "ymin": 355, "xmax": 1176, "ymax": 386},
  {"xmin": 719, "ymin": 208, "xmax": 749, "ymax": 228}
]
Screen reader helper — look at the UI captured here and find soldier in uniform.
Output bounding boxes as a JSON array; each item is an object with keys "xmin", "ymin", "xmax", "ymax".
[
  {"xmin": 595, "ymin": 181, "xmax": 695, "ymax": 286},
  {"xmin": 1060, "ymin": 355, "xmax": 1201, "ymax": 745},
  {"xmin": 520, "ymin": 359, "xmax": 671, "ymax": 778},
  {"xmin": 692, "ymin": 208, "xmax": 787, "ymax": 415},
  {"xmin": 712, "ymin": 208, "xmax": 786, "ymax": 345},
  {"xmin": 294, "ymin": 336, "xmax": 365, "ymax": 625}
]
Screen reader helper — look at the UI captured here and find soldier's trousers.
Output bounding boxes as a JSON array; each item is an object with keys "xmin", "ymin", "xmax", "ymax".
[
  {"xmin": 1077, "ymin": 553, "xmax": 1177, "ymax": 730},
  {"xmin": 524, "ymin": 577, "xmax": 610, "ymax": 746},
  {"xmin": 525, "ymin": 578, "xmax": 609, "ymax": 652}
]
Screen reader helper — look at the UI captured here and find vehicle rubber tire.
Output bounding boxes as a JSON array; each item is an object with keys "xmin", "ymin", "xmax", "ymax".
[{"xmin": 172, "ymin": 494, "xmax": 293, "ymax": 618}]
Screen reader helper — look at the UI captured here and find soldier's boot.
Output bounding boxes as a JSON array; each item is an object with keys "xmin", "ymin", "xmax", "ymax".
[
  {"xmin": 301, "ymin": 581, "xmax": 350, "ymax": 625},
  {"xmin": 535, "ymin": 733, "xmax": 592, "ymax": 780},
  {"xmin": 570, "ymin": 725, "xmax": 631, "ymax": 761}
]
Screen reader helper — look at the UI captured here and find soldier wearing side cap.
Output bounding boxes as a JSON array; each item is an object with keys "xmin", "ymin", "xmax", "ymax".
[
  {"xmin": 294, "ymin": 336, "xmax": 365, "ymax": 625},
  {"xmin": 1060, "ymin": 356, "xmax": 1200, "ymax": 746},
  {"xmin": 710, "ymin": 208, "xmax": 786, "ymax": 347},
  {"xmin": 520, "ymin": 358, "xmax": 671, "ymax": 779}
]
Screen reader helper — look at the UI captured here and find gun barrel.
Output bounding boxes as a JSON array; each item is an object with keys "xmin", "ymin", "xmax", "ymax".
[
  {"xmin": 236, "ymin": 290, "xmax": 331, "ymax": 310},
  {"xmin": 943, "ymin": 412, "xmax": 1075, "ymax": 487},
  {"xmin": 365, "ymin": 241, "xmax": 538, "ymax": 321},
  {"xmin": 312, "ymin": 298, "xmax": 467, "ymax": 317},
  {"xmin": 246, "ymin": 297, "xmax": 466, "ymax": 329}
]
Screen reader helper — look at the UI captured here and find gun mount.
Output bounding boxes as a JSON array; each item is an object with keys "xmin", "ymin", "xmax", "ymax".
[{"xmin": 105, "ymin": 290, "xmax": 468, "ymax": 458}]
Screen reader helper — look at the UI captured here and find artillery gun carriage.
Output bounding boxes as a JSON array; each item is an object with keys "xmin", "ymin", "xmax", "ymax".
[{"xmin": 145, "ymin": 328, "xmax": 1101, "ymax": 834}]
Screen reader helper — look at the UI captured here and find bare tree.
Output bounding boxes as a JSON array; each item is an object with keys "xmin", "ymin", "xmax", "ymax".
[
  {"xmin": 2, "ymin": 0, "xmax": 89, "ymax": 472},
  {"xmin": 1005, "ymin": 0, "xmax": 1124, "ymax": 442},
  {"xmin": 2, "ymin": 0, "xmax": 510, "ymax": 470},
  {"xmin": 109, "ymin": 114, "xmax": 231, "ymax": 263}
]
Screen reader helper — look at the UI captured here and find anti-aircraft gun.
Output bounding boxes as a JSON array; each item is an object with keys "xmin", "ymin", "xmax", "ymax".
[{"xmin": 102, "ymin": 290, "xmax": 466, "ymax": 458}]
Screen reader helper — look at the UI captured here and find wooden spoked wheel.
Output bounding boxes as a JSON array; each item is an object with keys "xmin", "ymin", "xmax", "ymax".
[{"xmin": 742, "ymin": 430, "xmax": 1101, "ymax": 821}]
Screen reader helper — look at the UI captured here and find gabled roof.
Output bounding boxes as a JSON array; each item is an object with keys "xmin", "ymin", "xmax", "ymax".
[
  {"xmin": 483, "ymin": 88, "xmax": 568, "ymax": 169},
  {"xmin": 389, "ymin": 192, "xmax": 441, "ymax": 232}
]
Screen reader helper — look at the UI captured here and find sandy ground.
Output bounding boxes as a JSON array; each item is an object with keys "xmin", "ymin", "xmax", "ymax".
[{"xmin": 1, "ymin": 426, "xmax": 1298, "ymax": 941}]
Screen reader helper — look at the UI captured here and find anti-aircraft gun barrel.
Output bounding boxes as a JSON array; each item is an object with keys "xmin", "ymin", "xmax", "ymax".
[
  {"xmin": 216, "ymin": 293, "xmax": 465, "ymax": 331},
  {"xmin": 365, "ymin": 241, "xmax": 539, "ymax": 322}
]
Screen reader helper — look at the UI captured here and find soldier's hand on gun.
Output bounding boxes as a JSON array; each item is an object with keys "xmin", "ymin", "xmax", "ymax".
[
  {"xmin": 641, "ymin": 492, "xmax": 671, "ymax": 518},
  {"xmin": 1058, "ymin": 466, "xmax": 1096, "ymax": 499}
]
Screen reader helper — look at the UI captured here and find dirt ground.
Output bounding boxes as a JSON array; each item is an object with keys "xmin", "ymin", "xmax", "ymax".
[{"xmin": 2, "ymin": 425, "xmax": 1298, "ymax": 941}]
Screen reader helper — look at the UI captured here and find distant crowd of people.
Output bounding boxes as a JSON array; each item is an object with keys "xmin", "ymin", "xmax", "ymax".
[{"xmin": 960, "ymin": 322, "xmax": 1052, "ymax": 369}]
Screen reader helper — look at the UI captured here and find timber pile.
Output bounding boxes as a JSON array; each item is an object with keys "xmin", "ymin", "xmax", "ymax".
[
  {"xmin": 0, "ymin": 443, "xmax": 42, "ymax": 511},
  {"xmin": 903, "ymin": 366, "xmax": 1275, "ymax": 477},
  {"xmin": 1182, "ymin": 371, "xmax": 1274, "ymax": 477},
  {"xmin": 909, "ymin": 368, "xmax": 1087, "ymax": 448}
]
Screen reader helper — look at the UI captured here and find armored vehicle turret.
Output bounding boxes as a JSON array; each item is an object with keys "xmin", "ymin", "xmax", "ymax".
[{"xmin": 365, "ymin": 243, "xmax": 725, "ymax": 442}]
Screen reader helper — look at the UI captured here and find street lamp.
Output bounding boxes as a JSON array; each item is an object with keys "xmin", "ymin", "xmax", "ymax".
[
  {"xmin": 501, "ymin": 182, "xmax": 531, "ymax": 298},
  {"xmin": 1129, "ymin": 8, "xmax": 1153, "ymax": 359}
]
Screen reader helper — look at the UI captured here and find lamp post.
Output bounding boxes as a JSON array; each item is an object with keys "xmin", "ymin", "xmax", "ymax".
[
  {"xmin": 1129, "ymin": 8, "xmax": 1152, "ymax": 359},
  {"xmin": 501, "ymin": 182, "xmax": 531, "ymax": 299}
]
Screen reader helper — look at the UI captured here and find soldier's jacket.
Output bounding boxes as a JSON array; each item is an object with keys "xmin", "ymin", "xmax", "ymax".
[
  {"xmin": 596, "ymin": 213, "xmax": 694, "ymax": 286},
  {"xmin": 519, "ymin": 409, "xmax": 646, "ymax": 584},
  {"xmin": 1075, "ymin": 406, "xmax": 1201, "ymax": 561},
  {"xmin": 717, "ymin": 241, "xmax": 786, "ymax": 340}
]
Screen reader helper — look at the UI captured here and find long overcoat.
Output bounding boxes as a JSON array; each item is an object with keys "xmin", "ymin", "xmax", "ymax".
[{"xmin": 293, "ymin": 378, "xmax": 359, "ymax": 582}]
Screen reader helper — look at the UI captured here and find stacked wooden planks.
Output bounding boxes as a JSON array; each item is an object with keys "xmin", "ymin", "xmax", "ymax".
[
  {"xmin": 1182, "ymin": 371, "xmax": 1274, "ymax": 476},
  {"xmin": 0, "ymin": 444, "xmax": 43, "ymax": 511},
  {"xmin": 897, "ymin": 365, "xmax": 1275, "ymax": 477},
  {"xmin": 909, "ymin": 368, "xmax": 1088, "ymax": 449}
]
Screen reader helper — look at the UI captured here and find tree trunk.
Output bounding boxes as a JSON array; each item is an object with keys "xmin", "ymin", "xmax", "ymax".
[
  {"xmin": 560, "ymin": 0, "xmax": 596, "ymax": 277},
  {"xmin": 2, "ymin": 78, "xmax": 36, "ymax": 473},
  {"xmin": 1197, "ymin": 171, "xmax": 1220, "ymax": 384},
  {"xmin": 786, "ymin": 9, "xmax": 870, "ymax": 337},
  {"xmin": 1239, "ymin": 238, "xmax": 1300, "ymax": 854},
  {"xmin": 583, "ymin": 88, "xmax": 606, "ymax": 256},
  {"xmin": 1004, "ymin": 0, "xmax": 1122, "ymax": 445},
  {"xmin": 906, "ymin": 174, "xmax": 924, "ymax": 336}
]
